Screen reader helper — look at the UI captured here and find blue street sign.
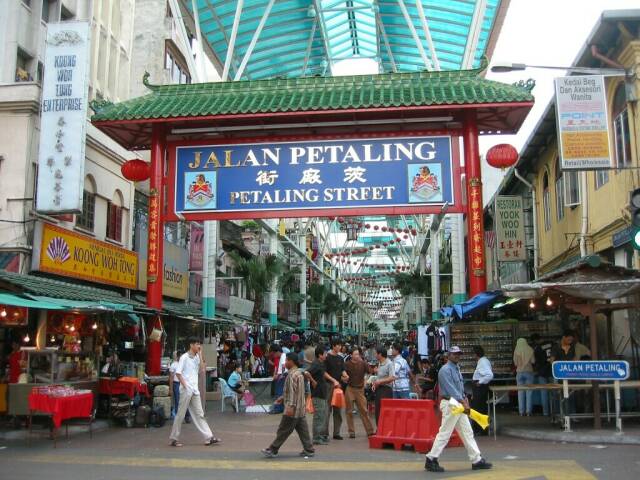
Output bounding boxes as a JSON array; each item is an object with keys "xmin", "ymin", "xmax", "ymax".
[
  {"xmin": 552, "ymin": 360, "xmax": 630, "ymax": 381},
  {"xmin": 173, "ymin": 136, "xmax": 456, "ymax": 217}
]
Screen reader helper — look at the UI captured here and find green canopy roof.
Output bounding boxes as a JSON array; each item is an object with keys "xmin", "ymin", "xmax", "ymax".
[{"xmin": 91, "ymin": 65, "xmax": 534, "ymax": 149}]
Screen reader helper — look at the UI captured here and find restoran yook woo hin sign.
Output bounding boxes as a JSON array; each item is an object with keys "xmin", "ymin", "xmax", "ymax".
[{"xmin": 170, "ymin": 136, "xmax": 460, "ymax": 220}]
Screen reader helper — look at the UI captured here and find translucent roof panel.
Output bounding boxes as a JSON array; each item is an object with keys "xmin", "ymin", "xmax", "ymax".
[{"xmin": 188, "ymin": 0, "xmax": 503, "ymax": 80}]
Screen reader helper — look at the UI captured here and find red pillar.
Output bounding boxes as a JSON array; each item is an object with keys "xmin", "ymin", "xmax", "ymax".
[
  {"xmin": 146, "ymin": 125, "xmax": 165, "ymax": 375},
  {"xmin": 463, "ymin": 110, "xmax": 487, "ymax": 297}
]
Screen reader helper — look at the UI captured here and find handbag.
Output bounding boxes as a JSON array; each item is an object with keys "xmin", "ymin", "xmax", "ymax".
[
  {"xmin": 331, "ymin": 387, "xmax": 346, "ymax": 409},
  {"xmin": 306, "ymin": 395, "xmax": 315, "ymax": 414},
  {"xmin": 149, "ymin": 318, "xmax": 163, "ymax": 342}
]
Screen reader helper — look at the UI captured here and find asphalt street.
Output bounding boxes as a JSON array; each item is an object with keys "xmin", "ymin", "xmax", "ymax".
[{"xmin": 1, "ymin": 409, "xmax": 639, "ymax": 480}]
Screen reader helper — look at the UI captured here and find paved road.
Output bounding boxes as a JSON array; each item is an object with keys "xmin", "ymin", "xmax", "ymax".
[{"xmin": 2, "ymin": 409, "xmax": 639, "ymax": 480}]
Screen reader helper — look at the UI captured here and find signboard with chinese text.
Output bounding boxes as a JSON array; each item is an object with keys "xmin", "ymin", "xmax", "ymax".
[
  {"xmin": 32, "ymin": 223, "xmax": 137, "ymax": 289},
  {"xmin": 555, "ymin": 75, "xmax": 612, "ymax": 170},
  {"xmin": 468, "ymin": 179, "xmax": 485, "ymax": 274},
  {"xmin": 36, "ymin": 22, "xmax": 91, "ymax": 213},
  {"xmin": 168, "ymin": 135, "xmax": 462, "ymax": 220},
  {"xmin": 136, "ymin": 225, "xmax": 189, "ymax": 300},
  {"xmin": 495, "ymin": 195, "xmax": 526, "ymax": 262},
  {"xmin": 553, "ymin": 360, "xmax": 630, "ymax": 381},
  {"xmin": 189, "ymin": 223, "xmax": 204, "ymax": 271}
]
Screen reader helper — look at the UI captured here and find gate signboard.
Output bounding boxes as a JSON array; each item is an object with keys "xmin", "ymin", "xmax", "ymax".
[{"xmin": 168, "ymin": 135, "xmax": 461, "ymax": 220}]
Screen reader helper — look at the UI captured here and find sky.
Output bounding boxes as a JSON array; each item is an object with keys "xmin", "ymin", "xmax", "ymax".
[{"xmin": 479, "ymin": 0, "xmax": 639, "ymax": 204}]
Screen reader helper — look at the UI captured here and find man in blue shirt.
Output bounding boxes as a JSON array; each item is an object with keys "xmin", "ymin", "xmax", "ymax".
[
  {"xmin": 424, "ymin": 346, "xmax": 492, "ymax": 473},
  {"xmin": 391, "ymin": 343, "xmax": 411, "ymax": 399}
]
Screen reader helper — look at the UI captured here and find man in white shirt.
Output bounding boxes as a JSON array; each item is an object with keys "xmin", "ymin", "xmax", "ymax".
[
  {"xmin": 471, "ymin": 345, "xmax": 493, "ymax": 435},
  {"xmin": 169, "ymin": 337, "xmax": 221, "ymax": 447}
]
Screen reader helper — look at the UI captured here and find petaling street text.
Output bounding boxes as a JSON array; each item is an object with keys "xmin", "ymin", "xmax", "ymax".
[{"xmin": 229, "ymin": 186, "xmax": 396, "ymax": 205}]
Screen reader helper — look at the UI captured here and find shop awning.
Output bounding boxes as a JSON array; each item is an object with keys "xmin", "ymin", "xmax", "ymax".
[
  {"xmin": 27, "ymin": 295, "xmax": 135, "ymax": 312},
  {"xmin": 0, "ymin": 292, "xmax": 67, "ymax": 310}
]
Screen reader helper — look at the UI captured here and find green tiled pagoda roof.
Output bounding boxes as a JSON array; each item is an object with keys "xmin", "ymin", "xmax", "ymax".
[{"xmin": 91, "ymin": 67, "xmax": 534, "ymax": 123}]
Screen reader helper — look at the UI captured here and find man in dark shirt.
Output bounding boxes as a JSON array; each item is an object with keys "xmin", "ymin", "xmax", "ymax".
[
  {"xmin": 305, "ymin": 346, "xmax": 329, "ymax": 445},
  {"xmin": 531, "ymin": 334, "xmax": 553, "ymax": 416},
  {"xmin": 324, "ymin": 338, "xmax": 348, "ymax": 440},
  {"xmin": 550, "ymin": 330, "xmax": 577, "ymax": 362},
  {"xmin": 344, "ymin": 348, "xmax": 374, "ymax": 438}
]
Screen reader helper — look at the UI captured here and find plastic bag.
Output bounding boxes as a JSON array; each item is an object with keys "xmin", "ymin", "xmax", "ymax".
[
  {"xmin": 243, "ymin": 390, "xmax": 256, "ymax": 407},
  {"xmin": 306, "ymin": 395, "xmax": 315, "ymax": 414},
  {"xmin": 331, "ymin": 387, "xmax": 346, "ymax": 408}
]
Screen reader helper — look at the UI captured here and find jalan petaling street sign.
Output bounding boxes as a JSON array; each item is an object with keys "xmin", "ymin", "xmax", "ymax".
[{"xmin": 168, "ymin": 135, "xmax": 462, "ymax": 221}]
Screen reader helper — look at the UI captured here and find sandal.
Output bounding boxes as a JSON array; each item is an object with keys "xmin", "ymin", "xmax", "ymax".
[
  {"xmin": 205, "ymin": 437, "xmax": 221, "ymax": 446},
  {"xmin": 170, "ymin": 440, "xmax": 183, "ymax": 447}
]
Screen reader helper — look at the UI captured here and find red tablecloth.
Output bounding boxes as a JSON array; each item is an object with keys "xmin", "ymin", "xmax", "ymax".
[
  {"xmin": 28, "ymin": 392, "xmax": 93, "ymax": 428},
  {"xmin": 99, "ymin": 377, "xmax": 149, "ymax": 398}
]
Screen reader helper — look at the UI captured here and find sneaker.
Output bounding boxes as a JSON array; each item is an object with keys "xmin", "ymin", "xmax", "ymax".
[
  {"xmin": 184, "ymin": 416, "xmax": 192, "ymax": 424},
  {"xmin": 313, "ymin": 440, "xmax": 328, "ymax": 445},
  {"xmin": 425, "ymin": 456, "xmax": 445, "ymax": 472},
  {"xmin": 333, "ymin": 435, "xmax": 344, "ymax": 440},
  {"xmin": 349, "ymin": 433, "xmax": 356, "ymax": 439},
  {"xmin": 261, "ymin": 448, "xmax": 278, "ymax": 458},
  {"xmin": 299, "ymin": 450, "xmax": 315, "ymax": 457},
  {"xmin": 471, "ymin": 458, "xmax": 492, "ymax": 470}
]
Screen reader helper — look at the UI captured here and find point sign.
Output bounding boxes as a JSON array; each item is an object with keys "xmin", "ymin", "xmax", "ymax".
[{"xmin": 552, "ymin": 360, "xmax": 630, "ymax": 381}]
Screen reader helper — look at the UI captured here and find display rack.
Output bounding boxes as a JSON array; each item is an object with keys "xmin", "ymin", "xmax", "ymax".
[{"xmin": 450, "ymin": 323, "xmax": 514, "ymax": 376}]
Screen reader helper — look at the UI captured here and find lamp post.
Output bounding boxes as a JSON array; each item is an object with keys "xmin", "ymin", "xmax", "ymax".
[{"xmin": 490, "ymin": 62, "xmax": 627, "ymax": 76}]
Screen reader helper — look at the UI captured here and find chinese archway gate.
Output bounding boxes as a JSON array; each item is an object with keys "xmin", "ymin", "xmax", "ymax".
[{"xmin": 92, "ymin": 65, "xmax": 534, "ymax": 374}]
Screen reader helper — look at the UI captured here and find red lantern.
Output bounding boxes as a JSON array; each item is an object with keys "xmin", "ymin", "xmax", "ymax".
[
  {"xmin": 381, "ymin": 226, "xmax": 387, "ymax": 232},
  {"xmin": 121, "ymin": 160, "xmax": 150, "ymax": 182},
  {"xmin": 365, "ymin": 224, "xmax": 371, "ymax": 229},
  {"xmin": 486, "ymin": 143, "xmax": 519, "ymax": 169},
  {"xmin": 374, "ymin": 225, "xmax": 379, "ymax": 230}
]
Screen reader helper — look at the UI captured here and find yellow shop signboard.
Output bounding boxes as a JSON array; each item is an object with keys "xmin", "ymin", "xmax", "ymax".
[{"xmin": 33, "ymin": 223, "xmax": 138, "ymax": 289}]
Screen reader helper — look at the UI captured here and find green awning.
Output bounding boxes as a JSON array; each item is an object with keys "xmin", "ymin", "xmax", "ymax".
[
  {"xmin": 0, "ymin": 292, "xmax": 67, "ymax": 310},
  {"xmin": 27, "ymin": 295, "xmax": 135, "ymax": 312}
]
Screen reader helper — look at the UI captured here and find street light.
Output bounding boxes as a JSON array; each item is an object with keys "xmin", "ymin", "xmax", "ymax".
[{"xmin": 491, "ymin": 62, "xmax": 627, "ymax": 76}]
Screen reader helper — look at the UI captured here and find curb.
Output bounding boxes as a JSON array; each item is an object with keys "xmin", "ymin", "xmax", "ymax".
[{"xmin": 501, "ymin": 427, "xmax": 640, "ymax": 445}]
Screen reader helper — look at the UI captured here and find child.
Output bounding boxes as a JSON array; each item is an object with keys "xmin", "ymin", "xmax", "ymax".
[{"xmin": 227, "ymin": 362, "xmax": 245, "ymax": 394}]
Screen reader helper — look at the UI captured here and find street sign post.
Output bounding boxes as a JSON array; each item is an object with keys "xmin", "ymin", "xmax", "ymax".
[{"xmin": 552, "ymin": 360, "xmax": 630, "ymax": 433}]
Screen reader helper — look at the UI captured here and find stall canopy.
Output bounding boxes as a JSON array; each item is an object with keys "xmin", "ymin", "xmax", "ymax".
[
  {"xmin": 0, "ymin": 292, "xmax": 67, "ymax": 310},
  {"xmin": 502, "ymin": 255, "xmax": 640, "ymax": 301},
  {"xmin": 441, "ymin": 290, "xmax": 502, "ymax": 319}
]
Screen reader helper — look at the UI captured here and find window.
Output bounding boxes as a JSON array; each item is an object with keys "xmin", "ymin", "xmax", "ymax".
[
  {"xmin": 542, "ymin": 171, "xmax": 551, "ymax": 232},
  {"xmin": 76, "ymin": 176, "xmax": 96, "ymax": 231},
  {"xmin": 106, "ymin": 203, "xmax": 123, "ymax": 241},
  {"xmin": 41, "ymin": 0, "xmax": 54, "ymax": 22},
  {"xmin": 164, "ymin": 41, "xmax": 191, "ymax": 85},
  {"xmin": 595, "ymin": 169, "xmax": 609, "ymax": 189},
  {"xmin": 15, "ymin": 48, "xmax": 33, "ymax": 82},
  {"xmin": 106, "ymin": 191, "xmax": 124, "ymax": 242},
  {"xmin": 554, "ymin": 157, "xmax": 564, "ymax": 221},
  {"xmin": 563, "ymin": 171, "xmax": 580, "ymax": 207},
  {"xmin": 612, "ymin": 84, "xmax": 632, "ymax": 168}
]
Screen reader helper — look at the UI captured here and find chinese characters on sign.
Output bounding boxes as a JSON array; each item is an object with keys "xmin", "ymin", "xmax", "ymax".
[
  {"xmin": 555, "ymin": 75, "xmax": 612, "ymax": 170},
  {"xmin": 495, "ymin": 195, "xmax": 526, "ymax": 262},
  {"xmin": 468, "ymin": 178, "xmax": 485, "ymax": 276},
  {"xmin": 36, "ymin": 22, "xmax": 91, "ymax": 213},
  {"xmin": 173, "ymin": 136, "xmax": 458, "ymax": 219},
  {"xmin": 147, "ymin": 190, "xmax": 161, "ymax": 282}
]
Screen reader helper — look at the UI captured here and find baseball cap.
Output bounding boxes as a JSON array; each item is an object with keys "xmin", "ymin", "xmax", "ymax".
[{"xmin": 449, "ymin": 346, "xmax": 462, "ymax": 354}]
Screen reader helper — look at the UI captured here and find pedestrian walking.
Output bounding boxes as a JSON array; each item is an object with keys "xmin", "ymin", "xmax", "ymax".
[
  {"xmin": 530, "ymin": 334, "xmax": 552, "ymax": 416},
  {"xmin": 513, "ymin": 337, "xmax": 535, "ymax": 416},
  {"xmin": 424, "ymin": 346, "xmax": 491, "ymax": 473},
  {"xmin": 324, "ymin": 338, "xmax": 348, "ymax": 440},
  {"xmin": 372, "ymin": 346, "xmax": 394, "ymax": 424},
  {"xmin": 344, "ymin": 348, "xmax": 375, "ymax": 438},
  {"xmin": 169, "ymin": 337, "xmax": 221, "ymax": 447},
  {"xmin": 391, "ymin": 343, "xmax": 411, "ymax": 399},
  {"xmin": 261, "ymin": 353, "xmax": 315, "ymax": 458},
  {"xmin": 305, "ymin": 346, "xmax": 329, "ymax": 445},
  {"xmin": 471, "ymin": 345, "xmax": 493, "ymax": 435}
]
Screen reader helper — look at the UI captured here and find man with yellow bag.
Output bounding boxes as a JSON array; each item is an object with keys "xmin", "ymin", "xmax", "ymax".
[{"xmin": 424, "ymin": 346, "xmax": 492, "ymax": 473}]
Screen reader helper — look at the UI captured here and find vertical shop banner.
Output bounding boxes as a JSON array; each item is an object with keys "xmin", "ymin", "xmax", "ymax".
[
  {"xmin": 36, "ymin": 22, "xmax": 91, "ymax": 213},
  {"xmin": 189, "ymin": 223, "xmax": 204, "ymax": 271},
  {"xmin": 495, "ymin": 195, "xmax": 526, "ymax": 262},
  {"xmin": 147, "ymin": 193, "xmax": 161, "ymax": 281},
  {"xmin": 468, "ymin": 179, "xmax": 485, "ymax": 274},
  {"xmin": 555, "ymin": 75, "xmax": 612, "ymax": 170}
]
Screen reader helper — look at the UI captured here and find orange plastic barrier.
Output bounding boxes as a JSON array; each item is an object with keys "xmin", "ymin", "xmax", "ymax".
[{"xmin": 368, "ymin": 399, "xmax": 462, "ymax": 453}]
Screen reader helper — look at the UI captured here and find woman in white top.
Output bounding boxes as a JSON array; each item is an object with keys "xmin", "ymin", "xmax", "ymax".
[{"xmin": 513, "ymin": 338, "xmax": 535, "ymax": 416}]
